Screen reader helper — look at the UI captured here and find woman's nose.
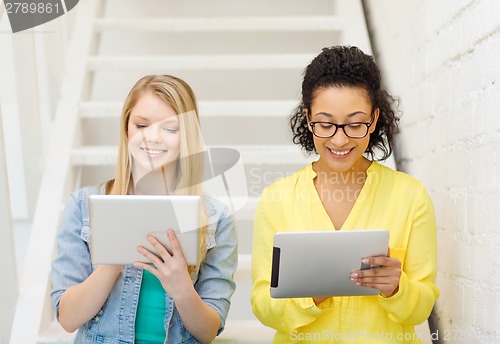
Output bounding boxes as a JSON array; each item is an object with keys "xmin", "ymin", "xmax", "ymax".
[
  {"xmin": 144, "ymin": 125, "xmax": 162, "ymax": 143},
  {"xmin": 329, "ymin": 127, "xmax": 350, "ymax": 147}
]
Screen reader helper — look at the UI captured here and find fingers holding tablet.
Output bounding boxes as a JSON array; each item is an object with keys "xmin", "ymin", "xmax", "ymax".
[
  {"xmin": 350, "ymin": 254, "xmax": 402, "ymax": 297},
  {"xmin": 134, "ymin": 229, "xmax": 194, "ymax": 297}
]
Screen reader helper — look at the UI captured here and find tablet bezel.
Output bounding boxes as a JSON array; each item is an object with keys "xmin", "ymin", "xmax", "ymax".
[
  {"xmin": 270, "ymin": 229, "xmax": 390, "ymax": 298},
  {"xmin": 89, "ymin": 194, "xmax": 201, "ymax": 266}
]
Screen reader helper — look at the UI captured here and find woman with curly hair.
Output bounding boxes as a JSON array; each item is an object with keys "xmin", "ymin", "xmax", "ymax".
[{"xmin": 251, "ymin": 46, "xmax": 439, "ymax": 343}]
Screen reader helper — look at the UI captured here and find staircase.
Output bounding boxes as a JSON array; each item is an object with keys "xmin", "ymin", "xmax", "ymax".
[{"xmin": 10, "ymin": 1, "xmax": 376, "ymax": 342}]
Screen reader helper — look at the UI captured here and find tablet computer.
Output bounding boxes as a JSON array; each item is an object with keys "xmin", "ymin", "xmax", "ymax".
[
  {"xmin": 89, "ymin": 195, "xmax": 201, "ymax": 265},
  {"xmin": 270, "ymin": 229, "xmax": 389, "ymax": 298}
]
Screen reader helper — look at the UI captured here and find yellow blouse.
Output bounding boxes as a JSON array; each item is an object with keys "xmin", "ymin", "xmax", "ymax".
[{"xmin": 251, "ymin": 162, "xmax": 439, "ymax": 343}]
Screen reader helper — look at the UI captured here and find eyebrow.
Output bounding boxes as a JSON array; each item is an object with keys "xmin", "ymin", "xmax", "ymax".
[
  {"xmin": 130, "ymin": 115, "xmax": 179, "ymax": 124},
  {"xmin": 314, "ymin": 111, "xmax": 369, "ymax": 118},
  {"xmin": 130, "ymin": 115, "xmax": 148, "ymax": 121}
]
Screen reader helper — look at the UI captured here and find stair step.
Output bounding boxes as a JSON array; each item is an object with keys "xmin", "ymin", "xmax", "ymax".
[
  {"xmin": 234, "ymin": 197, "xmax": 259, "ymax": 221},
  {"xmin": 214, "ymin": 320, "xmax": 275, "ymax": 342},
  {"xmin": 95, "ymin": 16, "xmax": 343, "ymax": 32},
  {"xmin": 38, "ymin": 319, "xmax": 273, "ymax": 344},
  {"xmin": 80, "ymin": 100, "xmax": 298, "ymax": 119},
  {"xmin": 71, "ymin": 145, "xmax": 314, "ymax": 166},
  {"xmin": 87, "ymin": 54, "xmax": 315, "ymax": 71},
  {"xmin": 233, "ymin": 253, "xmax": 251, "ymax": 283}
]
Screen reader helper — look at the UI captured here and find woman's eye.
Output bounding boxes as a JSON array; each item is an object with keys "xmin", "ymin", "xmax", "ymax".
[
  {"xmin": 348, "ymin": 123, "xmax": 362, "ymax": 129},
  {"xmin": 135, "ymin": 124, "xmax": 147, "ymax": 129},
  {"xmin": 163, "ymin": 127, "xmax": 178, "ymax": 133},
  {"xmin": 320, "ymin": 123, "xmax": 333, "ymax": 129}
]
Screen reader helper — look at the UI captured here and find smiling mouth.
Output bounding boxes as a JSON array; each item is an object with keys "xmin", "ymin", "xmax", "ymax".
[
  {"xmin": 140, "ymin": 147, "xmax": 167, "ymax": 156},
  {"xmin": 327, "ymin": 147, "xmax": 354, "ymax": 157}
]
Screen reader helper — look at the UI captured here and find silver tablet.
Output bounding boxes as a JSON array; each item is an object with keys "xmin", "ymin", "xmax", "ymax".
[
  {"xmin": 89, "ymin": 195, "xmax": 200, "ymax": 265},
  {"xmin": 270, "ymin": 229, "xmax": 390, "ymax": 298}
]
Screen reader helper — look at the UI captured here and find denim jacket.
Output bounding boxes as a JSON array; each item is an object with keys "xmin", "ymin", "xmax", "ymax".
[{"xmin": 50, "ymin": 186, "xmax": 238, "ymax": 344}]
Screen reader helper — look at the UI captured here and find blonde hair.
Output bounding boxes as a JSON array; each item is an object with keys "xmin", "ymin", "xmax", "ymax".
[{"xmin": 105, "ymin": 74, "xmax": 208, "ymax": 269}]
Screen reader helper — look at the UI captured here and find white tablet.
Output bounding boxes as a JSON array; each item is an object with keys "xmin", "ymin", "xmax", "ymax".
[
  {"xmin": 89, "ymin": 195, "xmax": 201, "ymax": 265},
  {"xmin": 270, "ymin": 229, "xmax": 389, "ymax": 298}
]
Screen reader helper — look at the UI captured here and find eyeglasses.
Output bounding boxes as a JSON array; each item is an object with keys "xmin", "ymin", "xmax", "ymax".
[{"xmin": 309, "ymin": 117, "xmax": 374, "ymax": 139}]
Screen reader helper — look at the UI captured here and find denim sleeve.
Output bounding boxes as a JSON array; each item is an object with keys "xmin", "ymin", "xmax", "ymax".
[
  {"xmin": 50, "ymin": 190, "xmax": 93, "ymax": 320},
  {"xmin": 194, "ymin": 210, "xmax": 238, "ymax": 335}
]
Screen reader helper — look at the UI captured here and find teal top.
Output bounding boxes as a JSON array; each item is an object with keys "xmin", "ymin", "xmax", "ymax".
[{"xmin": 135, "ymin": 270, "xmax": 167, "ymax": 343}]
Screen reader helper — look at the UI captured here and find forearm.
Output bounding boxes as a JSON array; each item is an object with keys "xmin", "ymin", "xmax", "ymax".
[
  {"xmin": 58, "ymin": 265, "xmax": 122, "ymax": 332},
  {"xmin": 174, "ymin": 285, "xmax": 220, "ymax": 344},
  {"xmin": 378, "ymin": 272, "xmax": 439, "ymax": 325},
  {"xmin": 251, "ymin": 281, "xmax": 327, "ymax": 333}
]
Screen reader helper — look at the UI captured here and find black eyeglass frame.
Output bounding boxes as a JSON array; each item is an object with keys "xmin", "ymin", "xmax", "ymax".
[{"xmin": 309, "ymin": 115, "xmax": 375, "ymax": 139}]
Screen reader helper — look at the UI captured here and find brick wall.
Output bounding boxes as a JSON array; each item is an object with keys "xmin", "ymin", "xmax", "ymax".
[{"xmin": 365, "ymin": 0, "xmax": 500, "ymax": 342}]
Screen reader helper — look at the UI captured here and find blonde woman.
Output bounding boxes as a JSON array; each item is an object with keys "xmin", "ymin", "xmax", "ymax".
[{"xmin": 51, "ymin": 75, "xmax": 238, "ymax": 344}]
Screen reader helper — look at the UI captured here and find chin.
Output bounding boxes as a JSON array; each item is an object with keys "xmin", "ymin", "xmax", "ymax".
[{"xmin": 320, "ymin": 151, "xmax": 364, "ymax": 173}]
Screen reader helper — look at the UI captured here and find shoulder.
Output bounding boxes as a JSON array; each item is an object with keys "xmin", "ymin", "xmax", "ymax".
[
  {"xmin": 202, "ymin": 195, "xmax": 236, "ymax": 249},
  {"xmin": 65, "ymin": 185, "xmax": 105, "ymax": 220},
  {"xmin": 71, "ymin": 185, "xmax": 102, "ymax": 201},
  {"xmin": 372, "ymin": 162, "xmax": 430, "ymax": 203},
  {"xmin": 69, "ymin": 184, "xmax": 105, "ymax": 205},
  {"xmin": 375, "ymin": 162, "xmax": 425, "ymax": 188},
  {"xmin": 203, "ymin": 195, "xmax": 230, "ymax": 219},
  {"xmin": 202, "ymin": 195, "xmax": 235, "ymax": 236}
]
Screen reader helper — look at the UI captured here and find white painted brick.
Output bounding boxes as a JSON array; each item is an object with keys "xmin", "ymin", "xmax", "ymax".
[
  {"xmin": 450, "ymin": 150, "xmax": 472, "ymax": 187},
  {"xmin": 452, "ymin": 194, "xmax": 467, "ymax": 232},
  {"xmin": 430, "ymin": 72, "xmax": 452, "ymax": 112},
  {"xmin": 470, "ymin": 241, "xmax": 492, "ymax": 283},
  {"xmin": 462, "ymin": 285, "xmax": 477, "ymax": 325},
  {"xmin": 465, "ymin": 194, "xmax": 477, "ymax": 234},
  {"xmin": 496, "ymin": 142, "xmax": 500, "ymax": 186},
  {"xmin": 436, "ymin": 229, "xmax": 451, "ymax": 267},
  {"xmin": 479, "ymin": 80, "xmax": 500, "ymax": 133},
  {"xmin": 475, "ymin": 289, "xmax": 497, "ymax": 336},
  {"xmin": 469, "ymin": 145, "xmax": 496, "ymax": 187},
  {"xmin": 468, "ymin": 0, "xmax": 500, "ymax": 43},
  {"xmin": 432, "ymin": 191, "xmax": 446, "ymax": 228},
  {"xmin": 445, "ymin": 279, "xmax": 465, "ymax": 325},
  {"xmin": 367, "ymin": 0, "xmax": 500, "ymax": 336},
  {"xmin": 475, "ymin": 190, "xmax": 500, "ymax": 235},
  {"xmin": 445, "ymin": 236, "xmax": 471, "ymax": 278}
]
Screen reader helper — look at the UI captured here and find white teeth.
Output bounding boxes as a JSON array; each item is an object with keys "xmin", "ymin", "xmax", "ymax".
[
  {"xmin": 142, "ymin": 148, "xmax": 165, "ymax": 155},
  {"xmin": 329, "ymin": 148, "xmax": 351, "ymax": 156}
]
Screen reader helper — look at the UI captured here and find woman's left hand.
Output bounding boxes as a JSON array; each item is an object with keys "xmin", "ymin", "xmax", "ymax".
[
  {"xmin": 135, "ymin": 229, "xmax": 194, "ymax": 298},
  {"xmin": 350, "ymin": 249, "xmax": 401, "ymax": 297}
]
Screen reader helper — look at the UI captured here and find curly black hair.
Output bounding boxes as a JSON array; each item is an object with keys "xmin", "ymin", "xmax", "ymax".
[{"xmin": 290, "ymin": 46, "xmax": 399, "ymax": 161}]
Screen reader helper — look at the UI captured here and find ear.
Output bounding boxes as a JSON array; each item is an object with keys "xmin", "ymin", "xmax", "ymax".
[
  {"xmin": 369, "ymin": 108, "xmax": 380, "ymax": 134},
  {"xmin": 305, "ymin": 108, "xmax": 313, "ymax": 133}
]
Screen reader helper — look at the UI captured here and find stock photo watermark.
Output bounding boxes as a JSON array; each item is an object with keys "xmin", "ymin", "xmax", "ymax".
[
  {"xmin": 249, "ymin": 167, "xmax": 375, "ymax": 202},
  {"xmin": 3, "ymin": 0, "xmax": 79, "ymax": 33},
  {"xmin": 289, "ymin": 329, "xmax": 498, "ymax": 342}
]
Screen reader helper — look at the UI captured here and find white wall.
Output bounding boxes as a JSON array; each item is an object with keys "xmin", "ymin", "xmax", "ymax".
[{"xmin": 365, "ymin": 0, "xmax": 500, "ymax": 342}]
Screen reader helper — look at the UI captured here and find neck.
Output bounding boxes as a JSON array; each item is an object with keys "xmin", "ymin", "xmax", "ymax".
[
  {"xmin": 132, "ymin": 164, "xmax": 176, "ymax": 195},
  {"xmin": 313, "ymin": 158, "xmax": 372, "ymax": 188}
]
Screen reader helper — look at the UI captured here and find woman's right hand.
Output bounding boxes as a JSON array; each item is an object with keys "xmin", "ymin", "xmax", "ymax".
[{"xmin": 58, "ymin": 264, "xmax": 123, "ymax": 333}]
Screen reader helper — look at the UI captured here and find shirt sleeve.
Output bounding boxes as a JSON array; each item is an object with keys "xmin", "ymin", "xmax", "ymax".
[
  {"xmin": 194, "ymin": 209, "xmax": 238, "ymax": 335},
  {"xmin": 378, "ymin": 185, "xmax": 440, "ymax": 324},
  {"xmin": 50, "ymin": 191, "xmax": 93, "ymax": 321},
  {"xmin": 251, "ymin": 189, "xmax": 331, "ymax": 333}
]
